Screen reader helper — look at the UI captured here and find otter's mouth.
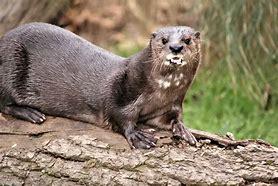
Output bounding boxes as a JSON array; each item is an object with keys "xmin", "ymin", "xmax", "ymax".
[{"xmin": 165, "ymin": 53, "xmax": 184, "ymax": 65}]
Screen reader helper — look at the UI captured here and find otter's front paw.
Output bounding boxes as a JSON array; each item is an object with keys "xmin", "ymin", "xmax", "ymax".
[
  {"xmin": 125, "ymin": 129, "xmax": 157, "ymax": 149},
  {"xmin": 172, "ymin": 123, "xmax": 197, "ymax": 146}
]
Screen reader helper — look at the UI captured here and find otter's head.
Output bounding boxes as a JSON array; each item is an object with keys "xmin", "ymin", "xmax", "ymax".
[{"xmin": 150, "ymin": 26, "xmax": 200, "ymax": 71}]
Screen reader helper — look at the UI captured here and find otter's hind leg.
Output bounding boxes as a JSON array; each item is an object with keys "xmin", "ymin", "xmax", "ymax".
[{"xmin": 1, "ymin": 105, "xmax": 46, "ymax": 124}]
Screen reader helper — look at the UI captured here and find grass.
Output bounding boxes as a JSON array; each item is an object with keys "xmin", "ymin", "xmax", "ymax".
[
  {"xmin": 197, "ymin": 0, "xmax": 278, "ymax": 108},
  {"xmin": 184, "ymin": 62, "xmax": 278, "ymax": 146},
  {"xmin": 192, "ymin": 0, "xmax": 278, "ymax": 145}
]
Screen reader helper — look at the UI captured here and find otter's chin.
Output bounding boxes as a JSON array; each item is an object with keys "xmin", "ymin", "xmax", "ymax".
[{"xmin": 165, "ymin": 53, "xmax": 186, "ymax": 66}]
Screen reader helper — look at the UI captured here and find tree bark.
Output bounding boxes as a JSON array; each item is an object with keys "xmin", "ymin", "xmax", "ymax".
[
  {"xmin": 0, "ymin": 0, "xmax": 72, "ymax": 36},
  {"xmin": 0, "ymin": 114, "xmax": 277, "ymax": 185}
]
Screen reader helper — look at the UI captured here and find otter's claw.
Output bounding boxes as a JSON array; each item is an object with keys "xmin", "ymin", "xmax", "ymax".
[
  {"xmin": 2, "ymin": 105, "xmax": 46, "ymax": 124},
  {"xmin": 125, "ymin": 129, "xmax": 157, "ymax": 149},
  {"xmin": 172, "ymin": 123, "xmax": 197, "ymax": 146}
]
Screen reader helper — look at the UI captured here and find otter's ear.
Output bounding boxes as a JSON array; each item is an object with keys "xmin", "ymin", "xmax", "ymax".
[
  {"xmin": 194, "ymin": 31, "xmax": 200, "ymax": 39},
  {"xmin": 151, "ymin": 32, "xmax": 157, "ymax": 39}
]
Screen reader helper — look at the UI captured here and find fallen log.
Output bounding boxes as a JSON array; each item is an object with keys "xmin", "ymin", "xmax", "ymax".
[{"xmin": 0, "ymin": 114, "xmax": 277, "ymax": 185}]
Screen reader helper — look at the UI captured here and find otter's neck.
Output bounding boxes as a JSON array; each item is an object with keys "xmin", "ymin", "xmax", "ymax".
[
  {"xmin": 127, "ymin": 46, "xmax": 153, "ymax": 73},
  {"xmin": 126, "ymin": 46, "xmax": 155, "ymax": 82}
]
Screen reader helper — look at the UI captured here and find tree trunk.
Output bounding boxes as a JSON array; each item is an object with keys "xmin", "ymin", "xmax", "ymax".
[
  {"xmin": 0, "ymin": 0, "xmax": 72, "ymax": 36},
  {"xmin": 0, "ymin": 114, "xmax": 277, "ymax": 185}
]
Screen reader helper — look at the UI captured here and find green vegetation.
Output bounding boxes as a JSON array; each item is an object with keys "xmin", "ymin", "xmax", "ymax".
[
  {"xmin": 184, "ymin": 62, "xmax": 278, "ymax": 145},
  {"xmin": 193, "ymin": 0, "xmax": 277, "ymax": 145},
  {"xmin": 198, "ymin": 0, "xmax": 277, "ymax": 107},
  {"xmin": 114, "ymin": 0, "xmax": 277, "ymax": 146}
]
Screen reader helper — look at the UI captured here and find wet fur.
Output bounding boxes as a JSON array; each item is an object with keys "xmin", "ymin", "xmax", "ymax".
[{"xmin": 0, "ymin": 23, "xmax": 201, "ymax": 148}]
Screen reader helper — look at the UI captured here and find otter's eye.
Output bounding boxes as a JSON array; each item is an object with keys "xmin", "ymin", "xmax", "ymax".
[
  {"xmin": 161, "ymin": 38, "xmax": 168, "ymax": 45},
  {"xmin": 183, "ymin": 38, "xmax": 191, "ymax": 45}
]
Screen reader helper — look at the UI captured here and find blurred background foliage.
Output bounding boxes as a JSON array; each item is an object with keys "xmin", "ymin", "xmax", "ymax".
[
  {"xmin": 0, "ymin": 0, "xmax": 277, "ymax": 145},
  {"xmin": 189, "ymin": 0, "xmax": 278, "ymax": 145}
]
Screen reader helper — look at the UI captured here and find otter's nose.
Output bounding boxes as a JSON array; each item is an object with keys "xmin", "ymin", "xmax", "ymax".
[{"xmin": 169, "ymin": 45, "xmax": 183, "ymax": 53}]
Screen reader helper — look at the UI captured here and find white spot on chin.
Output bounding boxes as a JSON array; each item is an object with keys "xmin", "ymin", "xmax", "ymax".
[
  {"xmin": 164, "ymin": 60, "xmax": 170, "ymax": 66},
  {"xmin": 175, "ymin": 81, "xmax": 180, "ymax": 86},
  {"xmin": 181, "ymin": 61, "xmax": 188, "ymax": 66}
]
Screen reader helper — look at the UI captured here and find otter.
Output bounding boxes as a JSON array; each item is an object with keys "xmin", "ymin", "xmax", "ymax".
[{"xmin": 0, "ymin": 23, "xmax": 201, "ymax": 149}]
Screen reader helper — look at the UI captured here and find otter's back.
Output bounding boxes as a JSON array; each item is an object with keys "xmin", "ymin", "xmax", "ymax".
[{"xmin": 0, "ymin": 23, "xmax": 125, "ymax": 114}]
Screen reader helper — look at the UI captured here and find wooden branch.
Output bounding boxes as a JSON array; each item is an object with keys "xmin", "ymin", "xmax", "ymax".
[{"xmin": 0, "ymin": 115, "xmax": 277, "ymax": 185}]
